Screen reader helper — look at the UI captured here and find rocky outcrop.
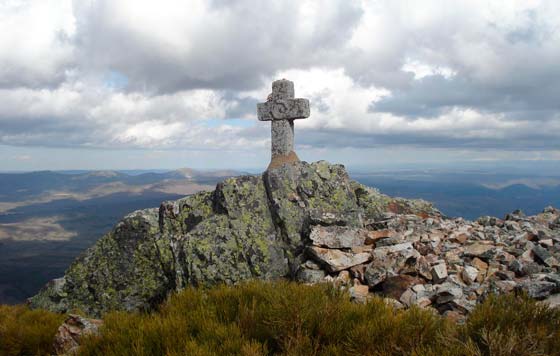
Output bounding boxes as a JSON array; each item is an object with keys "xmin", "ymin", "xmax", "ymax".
[
  {"xmin": 30, "ymin": 161, "xmax": 435, "ymax": 316},
  {"xmin": 29, "ymin": 160, "xmax": 559, "ymax": 320}
]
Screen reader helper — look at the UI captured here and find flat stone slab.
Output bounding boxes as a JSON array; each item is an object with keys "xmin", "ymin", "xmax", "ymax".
[
  {"xmin": 308, "ymin": 246, "xmax": 371, "ymax": 272},
  {"xmin": 462, "ymin": 243, "xmax": 495, "ymax": 258},
  {"xmin": 309, "ymin": 226, "xmax": 368, "ymax": 249}
]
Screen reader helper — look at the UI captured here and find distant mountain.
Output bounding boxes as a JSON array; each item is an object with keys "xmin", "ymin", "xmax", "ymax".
[{"xmin": 353, "ymin": 171, "xmax": 560, "ymax": 220}]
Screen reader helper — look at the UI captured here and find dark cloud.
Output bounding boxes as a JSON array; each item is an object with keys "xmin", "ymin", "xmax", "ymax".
[
  {"xmin": 370, "ymin": 74, "xmax": 560, "ymax": 118},
  {"xmin": 298, "ymin": 126, "xmax": 560, "ymax": 151},
  {"xmin": 73, "ymin": 0, "xmax": 363, "ymax": 93}
]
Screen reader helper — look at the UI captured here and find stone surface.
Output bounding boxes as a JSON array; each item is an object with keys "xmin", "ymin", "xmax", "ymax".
[
  {"xmin": 431, "ymin": 263, "xmax": 448, "ymax": 283},
  {"xmin": 296, "ymin": 267, "xmax": 326, "ymax": 284},
  {"xmin": 308, "ymin": 247, "xmax": 371, "ymax": 272},
  {"xmin": 309, "ymin": 225, "xmax": 368, "ymax": 249},
  {"xmin": 517, "ymin": 280, "xmax": 557, "ymax": 299},
  {"xmin": 53, "ymin": 314, "xmax": 102, "ymax": 355},
  {"xmin": 350, "ymin": 283, "xmax": 370, "ymax": 303},
  {"xmin": 461, "ymin": 266, "xmax": 479, "ymax": 285},
  {"xmin": 542, "ymin": 293, "xmax": 560, "ymax": 308},
  {"xmin": 257, "ymin": 79, "xmax": 310, "ymax": 168}
]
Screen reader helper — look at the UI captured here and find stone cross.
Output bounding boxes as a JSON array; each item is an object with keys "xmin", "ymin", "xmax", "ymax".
[{"xmin": 257, "ymin": 79, "xmax": 310, "ymax": 169}]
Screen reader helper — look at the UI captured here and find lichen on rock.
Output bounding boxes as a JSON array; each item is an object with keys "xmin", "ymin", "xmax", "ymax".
[{"xmin": 27, "ymin": 161, "xmax": 450, "ymax": 317}]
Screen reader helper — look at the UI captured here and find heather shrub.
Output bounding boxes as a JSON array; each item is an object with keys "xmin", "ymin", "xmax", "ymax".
[
  {"xmin": 0, "ymin": 304, "xmax": 64, "ymax": 356},
  {"xmin": 2, "ymin": 282, "xmax": 560, "ymax": 356},
  {"xmin": 79, "ymin": 281, "xmax": 455, "ymax": 355},
  {"xmin": 455, "ymin": 293, "xmax": 560, "ymax": 356}
]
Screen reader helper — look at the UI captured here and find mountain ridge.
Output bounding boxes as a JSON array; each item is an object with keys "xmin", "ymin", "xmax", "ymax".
[{"xmin": 28, "ymin": 161, "xmax": 560, "ymax": 319}]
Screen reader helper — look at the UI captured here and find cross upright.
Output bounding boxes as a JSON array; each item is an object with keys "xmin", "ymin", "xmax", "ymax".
[{"xmin": 257, "ymin": 79, "xmax": 310, "ymax": 169}]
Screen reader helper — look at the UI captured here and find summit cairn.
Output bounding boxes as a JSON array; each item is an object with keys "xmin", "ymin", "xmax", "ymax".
[{"xmin": 257, "ymin": 79, "xmax": 310, "ymax": 169}]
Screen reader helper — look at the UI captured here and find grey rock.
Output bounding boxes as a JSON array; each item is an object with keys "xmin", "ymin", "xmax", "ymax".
[
  {"xmin": 508, "ymin": 259, "xmax": 525, "ymax": 276},
  {"xmin": 309, "ymin": 225, "xmax": 367, "ymax": 249},
  {"xmin": 375, "ymin": 242, "xmax": 414, "ymax": 254},
  {"xmin": 462, "ymin": 243, "xmax": 496, "ymax": 260},
  {"xmin": 523, "ymin": 262, "xmax": 543, "ymax": 275},
  {"xmin": 399, "ymin": 288, "xmax": 416, "ymax": 307},
  {"xmin": 434, "ymin": 282, "xmax": 463, "ymax": 304},
  {"xmin": 303, "ymin": 260, "xmax": 322, "ymax": 270},
  {"xmin": 296, "ymin": 267, "xmax": 326, "ymax": 284},
  {"xmin": 542, "ymin": 293, "xmax": 560, "ymax": 308},
  {"xmin": 461, "ymin": 266, "xmax": 478, "ymax": 285},
  {"xmin": 533, "ymin": 245, "xmax": 559, "ymax": 267},
  {"xmin": 431, "ymin": 263, "xmax": 448, "ymax": 283},
  {"xmin": 544, "ymin": 273, "xmax": 560, "ymax": 288},
  {"xmin": 308, "ymin": 246, "xmax": 371, "ymax": 272},
  {"xmin": 517, "ymin": 280, "xmax": 557, "ymax": 299},
  {"xmin": 364, "ymin": 262, "xmax": 390, "ymax": 288},
  {"xmin": 495, "ymin": 270, "xmax": 516, "ymax": 280},
  {"xmin": 449, "ymin": 298, "xmax": 476, "ymax": 313}
]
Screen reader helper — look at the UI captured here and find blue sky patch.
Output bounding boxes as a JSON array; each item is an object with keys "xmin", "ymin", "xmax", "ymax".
[
  {"xmin": 203, "ymin": 118, "xmax": 254, "ymax": 128},
  {"xmin": 103, "ymin": 70, "xmax": 129, "ymax": 90}
]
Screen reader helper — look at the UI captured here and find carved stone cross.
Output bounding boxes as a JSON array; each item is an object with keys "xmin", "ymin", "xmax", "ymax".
[{"xmin": 257, "ymin": 79, "xmax": 310, "ymax": 169}]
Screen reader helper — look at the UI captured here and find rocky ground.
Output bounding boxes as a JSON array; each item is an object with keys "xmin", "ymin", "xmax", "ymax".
[
  {"xmin": 28, "ymin": 160, "xmax": 559, "ymax": 320},
  {"xmin": 299, "ymin": 205, "xmax": 560, "ymax": 321}
]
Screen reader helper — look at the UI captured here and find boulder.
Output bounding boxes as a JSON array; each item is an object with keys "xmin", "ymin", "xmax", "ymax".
[
  {"xmin": 431, "ymin": 263, "xmax": 448, "ymax": 283},
  {"xmin": 517, "ymin": 280, "xmax": 557, "ymax": 299},
  {"xmin": 461, "ymin": 266, "xmax": 478, "ymax": 285},
  {"xmin": 533, "ymin": 245, "xmax": 559, "ymax": 267},
  {"xmin": 308, "ymin": 247, "xmax": 371, "ymax": 272}
]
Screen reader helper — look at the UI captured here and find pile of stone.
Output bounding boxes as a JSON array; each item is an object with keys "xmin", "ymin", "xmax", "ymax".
[{"xmin": 297, "ymin": 206, "xmax": 560, "ymax": 318}]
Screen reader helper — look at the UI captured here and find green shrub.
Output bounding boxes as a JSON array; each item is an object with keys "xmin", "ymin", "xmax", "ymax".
[
  {"xmin": 0, "ymin": 304, "xmax": 64, "ymax": 356},
  {"xmin": 77, "ymin": 281, "xmax": 452, "ymax": 355},
  {"xmin": 455, "ymin": 293, "xmax": 560, "ymax": 356},
  {"xmin": 2, "ymin": 282, "xmax": 560, "ymax": 356}
]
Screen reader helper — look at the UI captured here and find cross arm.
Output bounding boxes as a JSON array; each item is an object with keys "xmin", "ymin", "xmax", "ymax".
[{"xmin": 257, "ymin": 98, "xmax": 310, "ymax": 121}]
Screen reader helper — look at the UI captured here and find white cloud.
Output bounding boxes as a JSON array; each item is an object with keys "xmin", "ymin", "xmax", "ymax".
[
  {"xmin": 0, "ymin": 0, "xmax": 75, "ymax": 88},
  {"xmin": 0, "ymin": 0, "xmax": 559, "ymax": 169}
]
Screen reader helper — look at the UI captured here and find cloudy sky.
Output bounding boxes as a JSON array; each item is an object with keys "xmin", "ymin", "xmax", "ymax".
[{"xmin": 1, "ymin": 0, "xmax": 559, "ymax": 171}]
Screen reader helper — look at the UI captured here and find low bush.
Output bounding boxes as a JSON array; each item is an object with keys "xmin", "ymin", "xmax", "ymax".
[
  {"xmin": 79, "ymin": 281, "xmax": 560, "ymax": 356},
  {"xmin": 2, "ymin": 282, "xmax": 559, "ymax": 355},
  {"xmin": 0, "ymin": 304, "xmax": 64, "ymax": 356},
  {"xmin": 456, "ymin": 293, "xmax": 560, "ymax": 356}
]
